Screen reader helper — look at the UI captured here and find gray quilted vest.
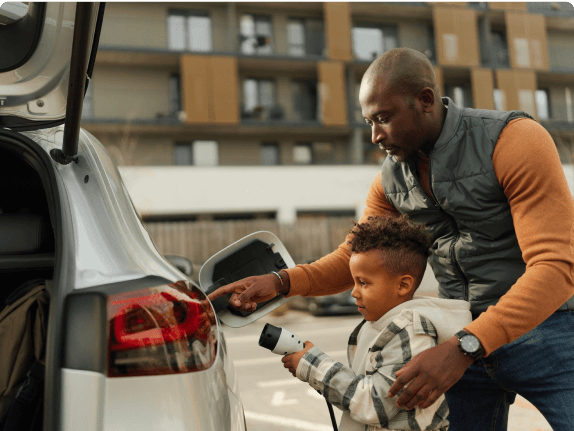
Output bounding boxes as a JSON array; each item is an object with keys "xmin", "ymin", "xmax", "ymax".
[{"xmin": 382, "ymin": 97, "xmax": 574, "ymax": 314}]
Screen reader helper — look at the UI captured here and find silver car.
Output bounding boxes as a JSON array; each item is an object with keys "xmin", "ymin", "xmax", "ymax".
[{"xmin": 0, "ymin": 3, "xmax": 291, "ymax": 430}]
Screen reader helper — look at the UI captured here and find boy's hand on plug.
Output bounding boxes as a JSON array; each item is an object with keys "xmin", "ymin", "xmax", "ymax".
[{"xmin": 282, "ymin": 341, "xmax": 314, "ymax": 377}]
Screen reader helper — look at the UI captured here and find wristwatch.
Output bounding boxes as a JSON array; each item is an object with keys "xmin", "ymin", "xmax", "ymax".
[{"xmin": 455, "ymin": 330, "xmax": 484, "ymax": 361}]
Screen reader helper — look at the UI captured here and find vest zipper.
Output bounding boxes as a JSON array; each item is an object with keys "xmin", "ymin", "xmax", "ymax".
[{"xmin": 425, "ymin": 152, "xmax": 470, "ymax": 301}]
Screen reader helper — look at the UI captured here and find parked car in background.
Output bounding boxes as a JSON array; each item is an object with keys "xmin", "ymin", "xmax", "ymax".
[{"xmin": 289, "ymin": 290, "xmax": 361, "ymax": 316}]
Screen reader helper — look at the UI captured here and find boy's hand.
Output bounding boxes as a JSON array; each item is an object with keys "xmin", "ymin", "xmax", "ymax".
[{"xmin": 282, "ymin": 341, "xmax": 314, "ymax": 377}]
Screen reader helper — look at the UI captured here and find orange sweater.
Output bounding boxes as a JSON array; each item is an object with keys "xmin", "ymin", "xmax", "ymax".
[{"xmin": 285, "ymin": 118, "xmax": 574, "ymax": 356}]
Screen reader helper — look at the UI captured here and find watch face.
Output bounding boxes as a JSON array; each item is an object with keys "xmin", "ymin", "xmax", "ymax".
[{"xmin": 461, "ymin": 335, "xmax": 481, "ymax": 353}]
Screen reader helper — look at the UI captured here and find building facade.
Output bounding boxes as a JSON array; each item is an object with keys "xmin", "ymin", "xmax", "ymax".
[{"xmin": 82, "ymin": 2, "xmax": 574, "ymax": 220}]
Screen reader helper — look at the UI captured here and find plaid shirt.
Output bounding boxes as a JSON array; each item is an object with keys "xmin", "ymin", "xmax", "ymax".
[{"xmin": 296, "ymin": 309, "xmax": 450, "ymax": 431}]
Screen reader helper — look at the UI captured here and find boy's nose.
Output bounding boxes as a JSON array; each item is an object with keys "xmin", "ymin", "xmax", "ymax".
[{"xmin": 351, "ymin": 285, "xmax": 360, "ymax": 298}]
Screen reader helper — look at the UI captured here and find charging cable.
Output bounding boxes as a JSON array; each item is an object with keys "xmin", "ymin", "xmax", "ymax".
[{"xmin": 259, "ymin": 323, "xmax": 339, "ymax": 431}]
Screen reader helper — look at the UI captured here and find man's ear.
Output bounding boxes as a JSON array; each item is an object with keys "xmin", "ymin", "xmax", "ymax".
[
  {"xmin": 397, "ymin": 274, "xmax": 416, "ymax": 297},
  {"xmin": 418, "ymin": 87, "xmax": 436, "ymax": 113}
]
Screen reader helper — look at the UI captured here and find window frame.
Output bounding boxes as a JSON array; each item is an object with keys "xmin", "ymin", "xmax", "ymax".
[
  {"xmin": 167, "ymin": 9, "xmax": 213, "ymax": 53},
  {"xmin": 261, "ymin": 143, "xmax": 281, "ymax": 165},
  {"xmin": 239, "ymin": 13, "xmax": 274, "ymax": 55},
  {"xmin": 168, "ymin": 74, "xmax": 182, "ymax": 116},
  {"xmin": 242, "ymin": 77, "xmax": 278, "ymax": 119},
  {"xmin": 351, "ymin": 22, "xmax": 399, "ymax": 61},
  {"xmin": 535, "ymin": 88, "xmax": 551, "ymax": 120},
  {"xmin": 173, "ymin": 140, "xmax": 219, "ymax": 166},
  {"xmin": 291, "ymin": 79, "xmax": 319, "ymax": 122}
]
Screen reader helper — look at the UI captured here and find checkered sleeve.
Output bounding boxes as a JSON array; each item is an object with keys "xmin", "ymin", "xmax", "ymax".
[{"xmin": 295, "ymin": 311, "xmax": 449, "ymax": 430}]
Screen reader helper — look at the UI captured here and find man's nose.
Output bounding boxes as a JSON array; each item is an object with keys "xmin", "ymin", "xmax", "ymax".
[{"xmin": 371, "ymin": 124, "xmax": 386, "ymax": 145}]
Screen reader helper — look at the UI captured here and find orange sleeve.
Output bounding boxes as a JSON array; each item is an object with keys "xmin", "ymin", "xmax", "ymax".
[
  {"xmin": 465, "ymin": 118, "xmax": 574, "ymax": 355},
  {"xmin": 285, "ymin": 171, "xmax": 399, "ymax": 297}
]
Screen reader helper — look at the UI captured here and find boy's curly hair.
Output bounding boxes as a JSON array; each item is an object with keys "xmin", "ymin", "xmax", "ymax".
[{"xmin": 347, "ymin": 214, "xmax": 432, "ymax": 289}]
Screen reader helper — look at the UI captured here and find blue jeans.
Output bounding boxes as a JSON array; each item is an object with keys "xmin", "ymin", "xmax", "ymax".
[{"xmin": 445, "ymin": 310, "xmax": 574, "ymax": 431}]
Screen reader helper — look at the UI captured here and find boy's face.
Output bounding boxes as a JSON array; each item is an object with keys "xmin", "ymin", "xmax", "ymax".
[{"xmin": 349, "ymin": 249, "xmax": 412, "ymax": 321}]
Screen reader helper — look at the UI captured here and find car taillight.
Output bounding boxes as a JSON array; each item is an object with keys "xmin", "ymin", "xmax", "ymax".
[{"xmin": 107, "ymin": 280, "xmax": 217, "ymax": 377}]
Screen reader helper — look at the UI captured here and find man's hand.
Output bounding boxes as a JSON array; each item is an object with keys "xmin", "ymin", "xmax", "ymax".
[
  {"xmin": 282, "ymin": 342, "xmax": 314, "ymax": 377},
  {"xmin": 387, "ymin": 336, "xmax": 475, "ymax": 410},
  {"xmin": 207, "ymin": 272, "xmax": 288, "ymax": 312}
]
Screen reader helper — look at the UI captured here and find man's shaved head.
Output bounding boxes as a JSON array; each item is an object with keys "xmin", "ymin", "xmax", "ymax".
[
  {"xmin": 361, "ymin": 48, "xmax": 440, "ymax": 103},
  {"xmin": 359, "ymin": 47, "xmax": 446, "ymax": 162}
]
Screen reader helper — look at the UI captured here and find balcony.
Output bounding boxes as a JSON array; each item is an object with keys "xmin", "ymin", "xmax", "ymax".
[{"xmin": 528, "ymin": 2, "xmax": 574, "ymax": 18}]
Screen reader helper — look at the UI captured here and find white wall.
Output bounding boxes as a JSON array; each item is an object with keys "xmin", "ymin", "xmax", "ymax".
[
  {"xmin": 119, "ymin": 164, "xmax": 574, "ymax": 224},
  {"xmin": 119, "ymin": 166, "xmax": 382, "ymax": 223}
]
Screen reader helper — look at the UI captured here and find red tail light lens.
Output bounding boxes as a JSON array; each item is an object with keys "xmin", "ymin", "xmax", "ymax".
[{"xmin": 107, "ymin": 280, "xmax": 217, "ymax": 377}]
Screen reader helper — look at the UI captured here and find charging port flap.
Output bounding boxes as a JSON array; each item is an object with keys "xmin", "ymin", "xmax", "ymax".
[{"xmin": 198, "ymin": 231, "xmax": 294, "ymax": 328}]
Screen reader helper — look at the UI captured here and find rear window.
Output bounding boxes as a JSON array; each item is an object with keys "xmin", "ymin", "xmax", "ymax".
[{"xmin": 0, "ymin": 2, "xmax": 28, "ymax": 25}]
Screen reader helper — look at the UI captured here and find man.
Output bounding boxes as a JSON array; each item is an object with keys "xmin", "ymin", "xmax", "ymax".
[{"xmin": 209, "ymin": 47, "xmax": 574, "ymax": 430}]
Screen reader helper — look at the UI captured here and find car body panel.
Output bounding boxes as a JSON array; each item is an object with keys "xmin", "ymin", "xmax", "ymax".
[
  {"xmin": 21, "ymin": 126, "xmax": 184, "ymax": 289},
  {"xmin": 0, "ymin": 3, "xmax": 94, "ymax": 124}
]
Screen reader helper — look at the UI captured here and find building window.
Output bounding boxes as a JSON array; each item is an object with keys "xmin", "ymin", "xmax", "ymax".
[
  {"xmin": 287, "ymin": 17, "xmax": 324, "ymax": 57},
  {"xmin": 489, "ymin": 30, "xmax": 509, "ymax": 68},
  {"xmin": 242, "ymin": 78, "xmax": 281, "ymax": 120},
  {"xmin": 445, "ymin": 84, "xmax": 473, "ymax": 108},
  {"xmin": 293, "ymin": 143, "xmax": 312, "ymax": 165},
  {"xmin": 168, "ymin": 74, "xmax": 182, "ymax": 116},
  {"xmin": 493, "ymin": 89, "xmax": 506, "ymax": 111},
  {"xmin": 566, "ymin": 87, "xmax": 573, "ymax": 123},
  {"xmin": 535, "ymin": 89, "xmax": 551, "ymax": 120},
  {"xmin": 261, "ymin": 143, "xmax": 280, "ymax": 165},
  {"xmin": 167, "ymin": 10, "xmax": 212, "ymax": 52},
  {"xmin": 240, "ymin": 13, "xmax": 273, "ymax": 55},
  {"xmin": 82, "ymin": 80, "xmax": 94, "ymax": 118},
  {"xmin": 174, "ymin": 141, "xmax": 218, "ymax": 166},
  {"xmin": 292, "ymin": 80, "xmax": 318, "ymax": 121},
  {"xmin": 292, "ymin": 142, "xmax": 335, "ymax": 165},
  {"xmin": 352, "ymin": 23, "xmax": 398, "ymax": 61}
]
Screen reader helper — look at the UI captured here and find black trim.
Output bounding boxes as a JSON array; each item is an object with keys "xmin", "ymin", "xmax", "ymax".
[
  {"xmin": 0, "ymin": 3, "xmax": 46, "ymax": 73},
  {"xmin": 84, "ymin": 3, "xmax": 106, "ymax": 96},
  {"xmin": 55, "ymin": 3, "xmax": 97, "ymax": 164},
  {"xmin": 62, "ymin": 276, "xmax": 171, "ymax": 373},
  {"xmin": 0, "ymin": 116, "xmax": 66, "ymax": 131}
]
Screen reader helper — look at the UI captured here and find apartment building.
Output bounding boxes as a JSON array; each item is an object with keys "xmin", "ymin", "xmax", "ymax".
[{"xmin": 82, "ymin": 2, "xmax": 574, "ymax": 221}]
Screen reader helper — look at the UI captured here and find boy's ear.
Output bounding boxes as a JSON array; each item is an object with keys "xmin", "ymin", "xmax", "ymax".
[{"xmin": 397, "ymin": 274, "xmax": 416, "ymax": 297}]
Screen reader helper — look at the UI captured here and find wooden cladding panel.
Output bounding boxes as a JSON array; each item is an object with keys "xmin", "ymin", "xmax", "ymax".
[
  {"xmin": 495, "ymin": 69, "xmax": 538, "ymax": 119},
  {"xmin": 488, "ymin": 2, "xmax": 527, "ymax": 11},
  {"xmin": 434, "ymin": 66, "xmax": 444, "ymax": 98},
  {"xmin": 432, "ymin": 6, "xmax": 480, "ymax": 67},
  {"xmin": 471, "ymin": 68, "xmax": 495, "ymax": 110},
  {"xmin": 180, "ymin": 55, "xmax": 239, "ymax": 125},
  {"xmin": 505, "ymin": 12, "xmax": 549, "ymax": 70},
  {"xmin": 318, "ymin": 61, "xmax": 348, "ymax": 126},
  {"xmin": 181, "ymin": 55, "xmax": 210, "ymax": 124},
  {"xmin": 211, "ymin": 57, "xmax": 240, "ymax": 124},
  {"xmin": 324, "ymin": 2, "xmax": 352, "ymax": 61}
]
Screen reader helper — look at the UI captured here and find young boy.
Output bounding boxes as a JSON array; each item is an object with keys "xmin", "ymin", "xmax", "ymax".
[{"xmin": 282, "ymin": 214, "xmax": 472, "ymax": 431}]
